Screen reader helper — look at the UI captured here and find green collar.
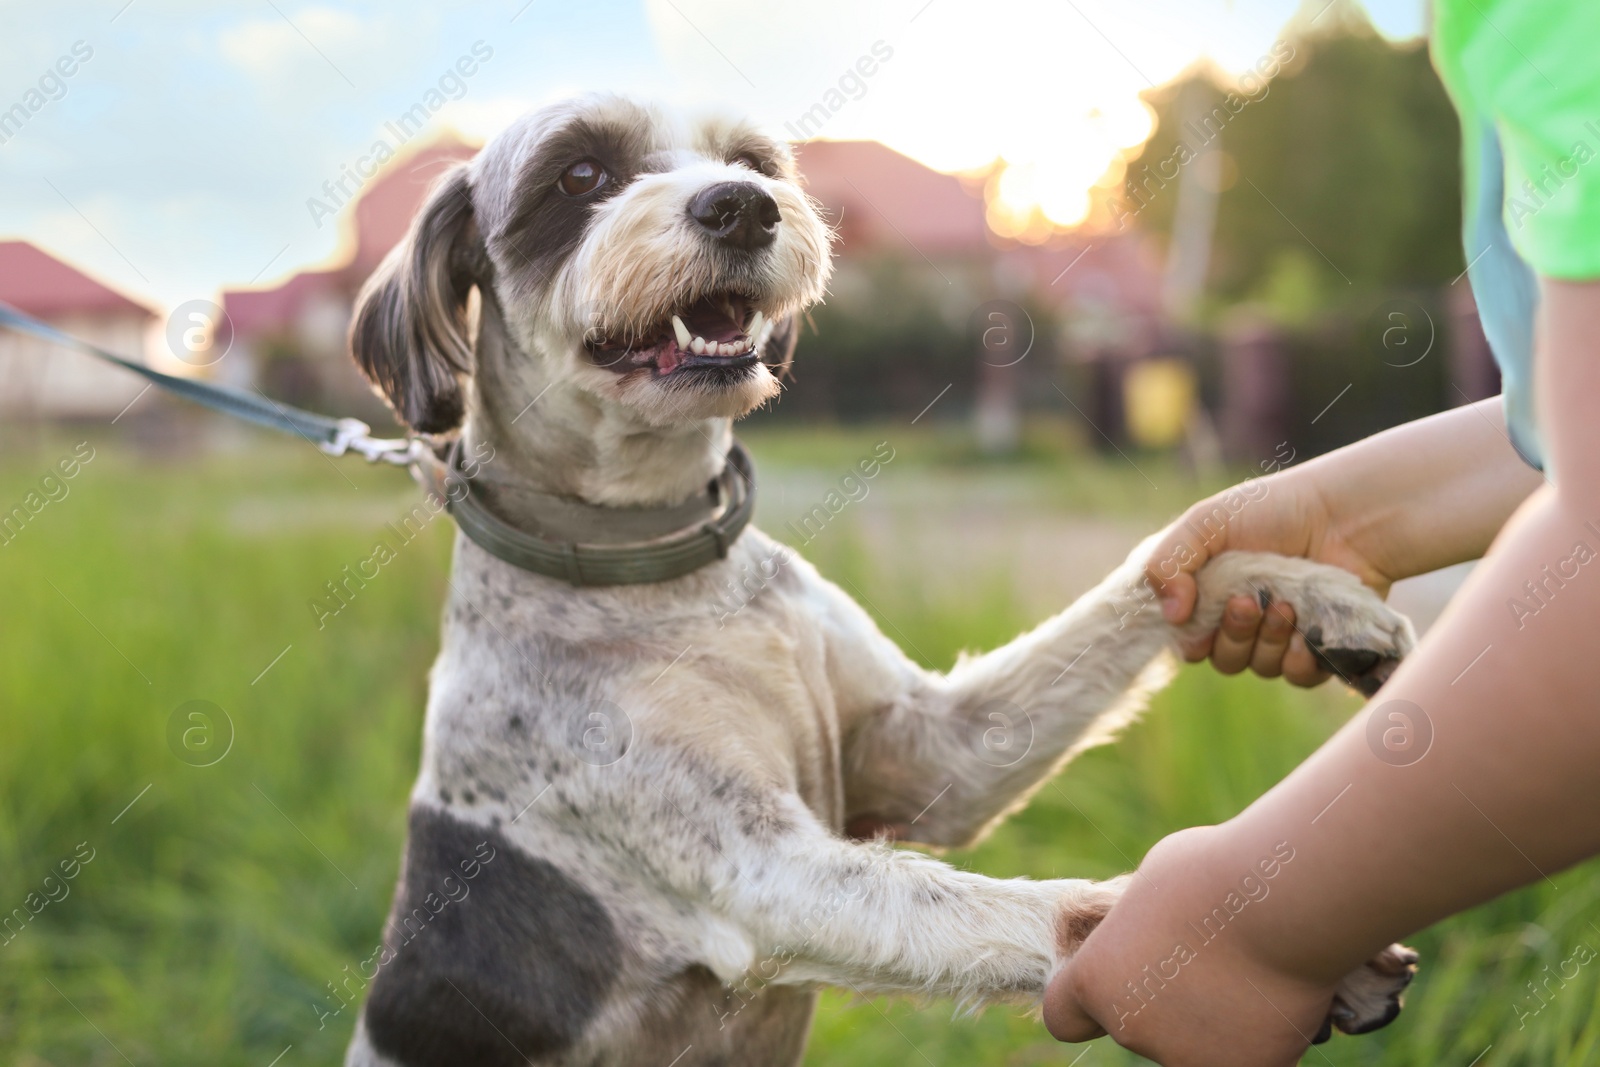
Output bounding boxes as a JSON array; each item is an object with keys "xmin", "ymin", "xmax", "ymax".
[{"xmin": 415, "ymin": 438, "xmax": 756, "ymax": 586}]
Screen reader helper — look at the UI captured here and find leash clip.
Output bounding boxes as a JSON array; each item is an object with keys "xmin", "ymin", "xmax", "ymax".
[{"xmin": 320, "ymin": 417, "xmax": 425, "ymax": 467}]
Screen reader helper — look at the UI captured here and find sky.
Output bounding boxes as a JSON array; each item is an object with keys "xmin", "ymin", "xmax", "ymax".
[{"xmin": 0, "ymin": 0, "xmax": 1428, "ymax": 314}]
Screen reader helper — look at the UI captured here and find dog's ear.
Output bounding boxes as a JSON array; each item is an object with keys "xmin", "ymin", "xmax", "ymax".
[
  {"xmin": 763, "ymin": 313, "xmax": 803, "ymax": 380},
  {"xmin": 350, "ymin": 164, "xmax": 482, "ymax": 433}
]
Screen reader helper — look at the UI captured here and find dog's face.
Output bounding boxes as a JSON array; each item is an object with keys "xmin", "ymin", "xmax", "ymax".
[{"xmin": 350, "ymin": 95, "xmax": 833, "ymax": 434}]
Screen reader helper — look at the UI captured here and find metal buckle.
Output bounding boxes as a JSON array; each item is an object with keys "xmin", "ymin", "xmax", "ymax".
[{"xmin": 319, "ymin": 417, "xmax": 424, "ymax": 466}]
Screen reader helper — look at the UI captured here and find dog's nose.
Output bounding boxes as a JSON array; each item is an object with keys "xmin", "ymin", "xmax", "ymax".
[{"xmin": 689, "ymin": 182, "xmax": 781, "ymax": 251}]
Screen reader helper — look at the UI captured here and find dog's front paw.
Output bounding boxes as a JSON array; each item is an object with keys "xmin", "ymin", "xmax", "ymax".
[
  {"xmin": 1319, "ymin": 943, "xmax": 1419, "ymax": 1040},
  {"xmin": 1188, "ymin": 552, "xmax": 1416, "ymax": 696}
]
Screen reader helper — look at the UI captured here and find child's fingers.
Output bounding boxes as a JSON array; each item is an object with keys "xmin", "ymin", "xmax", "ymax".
[
  {"xmin": 1248, "ymin": 602, "xmax": 1297, "ymax": 678},
  {"xmin": 1209, "ymin": 595, "xmax": 1264, "ymax": 674},
  {"xmin": 1282, "ymin": 633, "xmax": 1332, "ymax": 687},
  {"xmin": 1042, "ymin": 964, "xmax": 1109, "ymax": 1042},
  {"xmin": 1147, "ymin": 568, "xmax": 1199, "ymax": 624},
  {"xmin": 1144, "ymin": 517, "xmax": 1219, "ymax": 625}
]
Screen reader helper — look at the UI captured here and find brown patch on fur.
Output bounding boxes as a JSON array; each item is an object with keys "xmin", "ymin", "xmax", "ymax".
[
  {"xmin": 1055, "ymin": 894, "xmax": 1114, "ymax": 954},
  {"xmin": 843, "ymin": 815, "xmax": 906, "ymax": 842}
]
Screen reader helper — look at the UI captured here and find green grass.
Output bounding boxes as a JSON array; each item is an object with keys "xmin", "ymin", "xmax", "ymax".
[{"xmin": 1, "ymin": 424, "xmax": 1596, "ymax": 1066}]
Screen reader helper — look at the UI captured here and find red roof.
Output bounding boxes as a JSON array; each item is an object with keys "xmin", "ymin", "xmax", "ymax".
[
  {"xmin": 351, "ymin": 138, "xmax": 478, "ymax": 278},
  {"xmin": 223, "ymin": 134, "xmax": 479, "ymax": 340},
  {"xmin": 793, "ymin": 142, "xmax": 1163, "ymax": 315},
  {"xmin": 794, "ymin": 140, "xmax": 993, "ymax": 258},
  {"xmin": 0, "ymin": 240, "xmax": 155, "ymax": 320},
  {"xmin": 223, "ymin": 268, "xmax": 347, "ymax": 340}
]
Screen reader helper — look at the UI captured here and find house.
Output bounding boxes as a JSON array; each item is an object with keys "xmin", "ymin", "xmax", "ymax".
[
  {"xmin": 793, "ymin": 139, "xmax": 994, "ymax": 259},
  {"xmin": 220, "ymin": 134, "xmax": 479, "ymax": 410},
  {"xmin": 0, "ymin": 240, "xmax": 156, "ymax": 419},
  {"xmin": 791, "ymin": 139, "xmax": 1165, "ymax": 446},
  {"xmin": 793, "ymin": 138, "xmax": 1160, "ymax": 309}
]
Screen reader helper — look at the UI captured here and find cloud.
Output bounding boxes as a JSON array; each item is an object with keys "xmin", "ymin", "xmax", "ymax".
[{"xmin": 218, "ymin": 7, "xmax": 368, "ymax": 82}]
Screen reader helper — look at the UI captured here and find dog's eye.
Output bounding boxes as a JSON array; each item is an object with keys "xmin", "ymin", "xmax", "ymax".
[
  {"xmin": 732, "ymin": 152, "xmax": 767, "ymax": 174},
  {"xmin": 558, "ymin": 159, "xmax": 607, "ymax": 197}
]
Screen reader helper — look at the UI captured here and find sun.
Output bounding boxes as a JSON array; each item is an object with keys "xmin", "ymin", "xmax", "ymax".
[{"xmin": 977, "ymin": 101, "xmax": 1156, "ymax": 242}]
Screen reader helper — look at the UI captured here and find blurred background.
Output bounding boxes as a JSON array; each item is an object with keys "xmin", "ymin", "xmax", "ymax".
[{"xmin": 2, "ymin": 0, "xmax": 1595, "ymax": 1064}]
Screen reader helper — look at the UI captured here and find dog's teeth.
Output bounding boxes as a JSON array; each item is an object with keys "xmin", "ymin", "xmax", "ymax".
[
  {"xmin": 748, "ymin": 311, "xmax": 764, "ymax": 343},
  {"xmin": 691, "ymin": 337, "xmax": 707, "ymax": 355},
  {"xmin": 671, "ymin": 315, "xmax": 692, "ymax": 349}
]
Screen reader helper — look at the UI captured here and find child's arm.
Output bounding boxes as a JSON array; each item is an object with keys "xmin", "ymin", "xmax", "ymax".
[
  {"xmin": 1043, "ymin": 279, "xmax": 1600, "ymax": 1066},
  {"xmin": 1149, "ymin": 398, "xmax": 1542, "ymax": 683}
]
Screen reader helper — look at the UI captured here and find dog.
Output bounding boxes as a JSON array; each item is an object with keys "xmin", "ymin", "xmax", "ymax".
[{"xmin": 340, "ymin": 94, "xmax": 1418, "ymax": 1066}]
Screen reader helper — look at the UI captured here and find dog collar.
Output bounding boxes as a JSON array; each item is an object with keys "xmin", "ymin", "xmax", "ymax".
[{"xmin": 413, "ymin": 438, "xmax": 756, "ymax": 586}]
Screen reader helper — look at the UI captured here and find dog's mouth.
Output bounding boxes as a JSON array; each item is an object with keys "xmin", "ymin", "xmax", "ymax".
[{"xmin": 584, "ymin": 291, "xmax": 771, "ymax": 377}]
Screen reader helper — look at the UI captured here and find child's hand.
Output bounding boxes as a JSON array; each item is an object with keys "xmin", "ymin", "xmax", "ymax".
[
  {"xmin": 1144, "ymin": 473, "xmax": 1392, "ymax": 686},
  {"xmin": 1143, "ymin": 399, "xmax": 1537, "ymax": 686},
  {"xmin": 1043, "ymin": 827, "xmax": 1342, "ymax": 1067}
]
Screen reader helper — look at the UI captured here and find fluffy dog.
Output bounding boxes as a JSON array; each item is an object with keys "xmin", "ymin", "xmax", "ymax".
[{"xmin": 342, "ymin": 94, "xmax": 1417, "ymax": 1066}]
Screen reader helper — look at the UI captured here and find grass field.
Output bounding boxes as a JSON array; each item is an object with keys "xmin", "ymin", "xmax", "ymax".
[{"xmin": 1, "ymin": 420, "xmax": 1596, "ymax": 1066}]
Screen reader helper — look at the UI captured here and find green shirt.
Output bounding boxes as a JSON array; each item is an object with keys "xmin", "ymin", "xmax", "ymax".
[{"xmin": 1433, "ymin": 0, "xmax": 1600, "ymax": 472}]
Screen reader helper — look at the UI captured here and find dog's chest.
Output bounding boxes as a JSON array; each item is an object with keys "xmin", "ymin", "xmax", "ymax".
[{"xmin": 422, "ymin": 535, "xmax": 847, "ymax": 829}]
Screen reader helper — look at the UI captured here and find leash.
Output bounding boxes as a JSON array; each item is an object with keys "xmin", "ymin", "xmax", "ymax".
[
  {"xmin": 0, "ymin": 301, "xmax": 419, "ymax": 466},
  {"xmin": 0, "ymin": 299, "xmax": 753, "ymax": 585}
]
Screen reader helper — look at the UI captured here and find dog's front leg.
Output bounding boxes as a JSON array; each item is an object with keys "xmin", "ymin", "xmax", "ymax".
[
  {"xmin": 831, "ymin": 535, "xmax": 1414, "ymax": 849},
  {"xmin": 831, "ymin": 542, "xmax": 1188, "ymax": 848},
  {"xmin": 715, "ymin": 806, "xmax": 1124, "ymax": 1009}
]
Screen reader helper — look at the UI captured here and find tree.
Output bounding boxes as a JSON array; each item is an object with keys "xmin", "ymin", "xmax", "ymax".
[{"xmin": 1111, "ymin": 12, "xmax": 1465, "ymax": 312}]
